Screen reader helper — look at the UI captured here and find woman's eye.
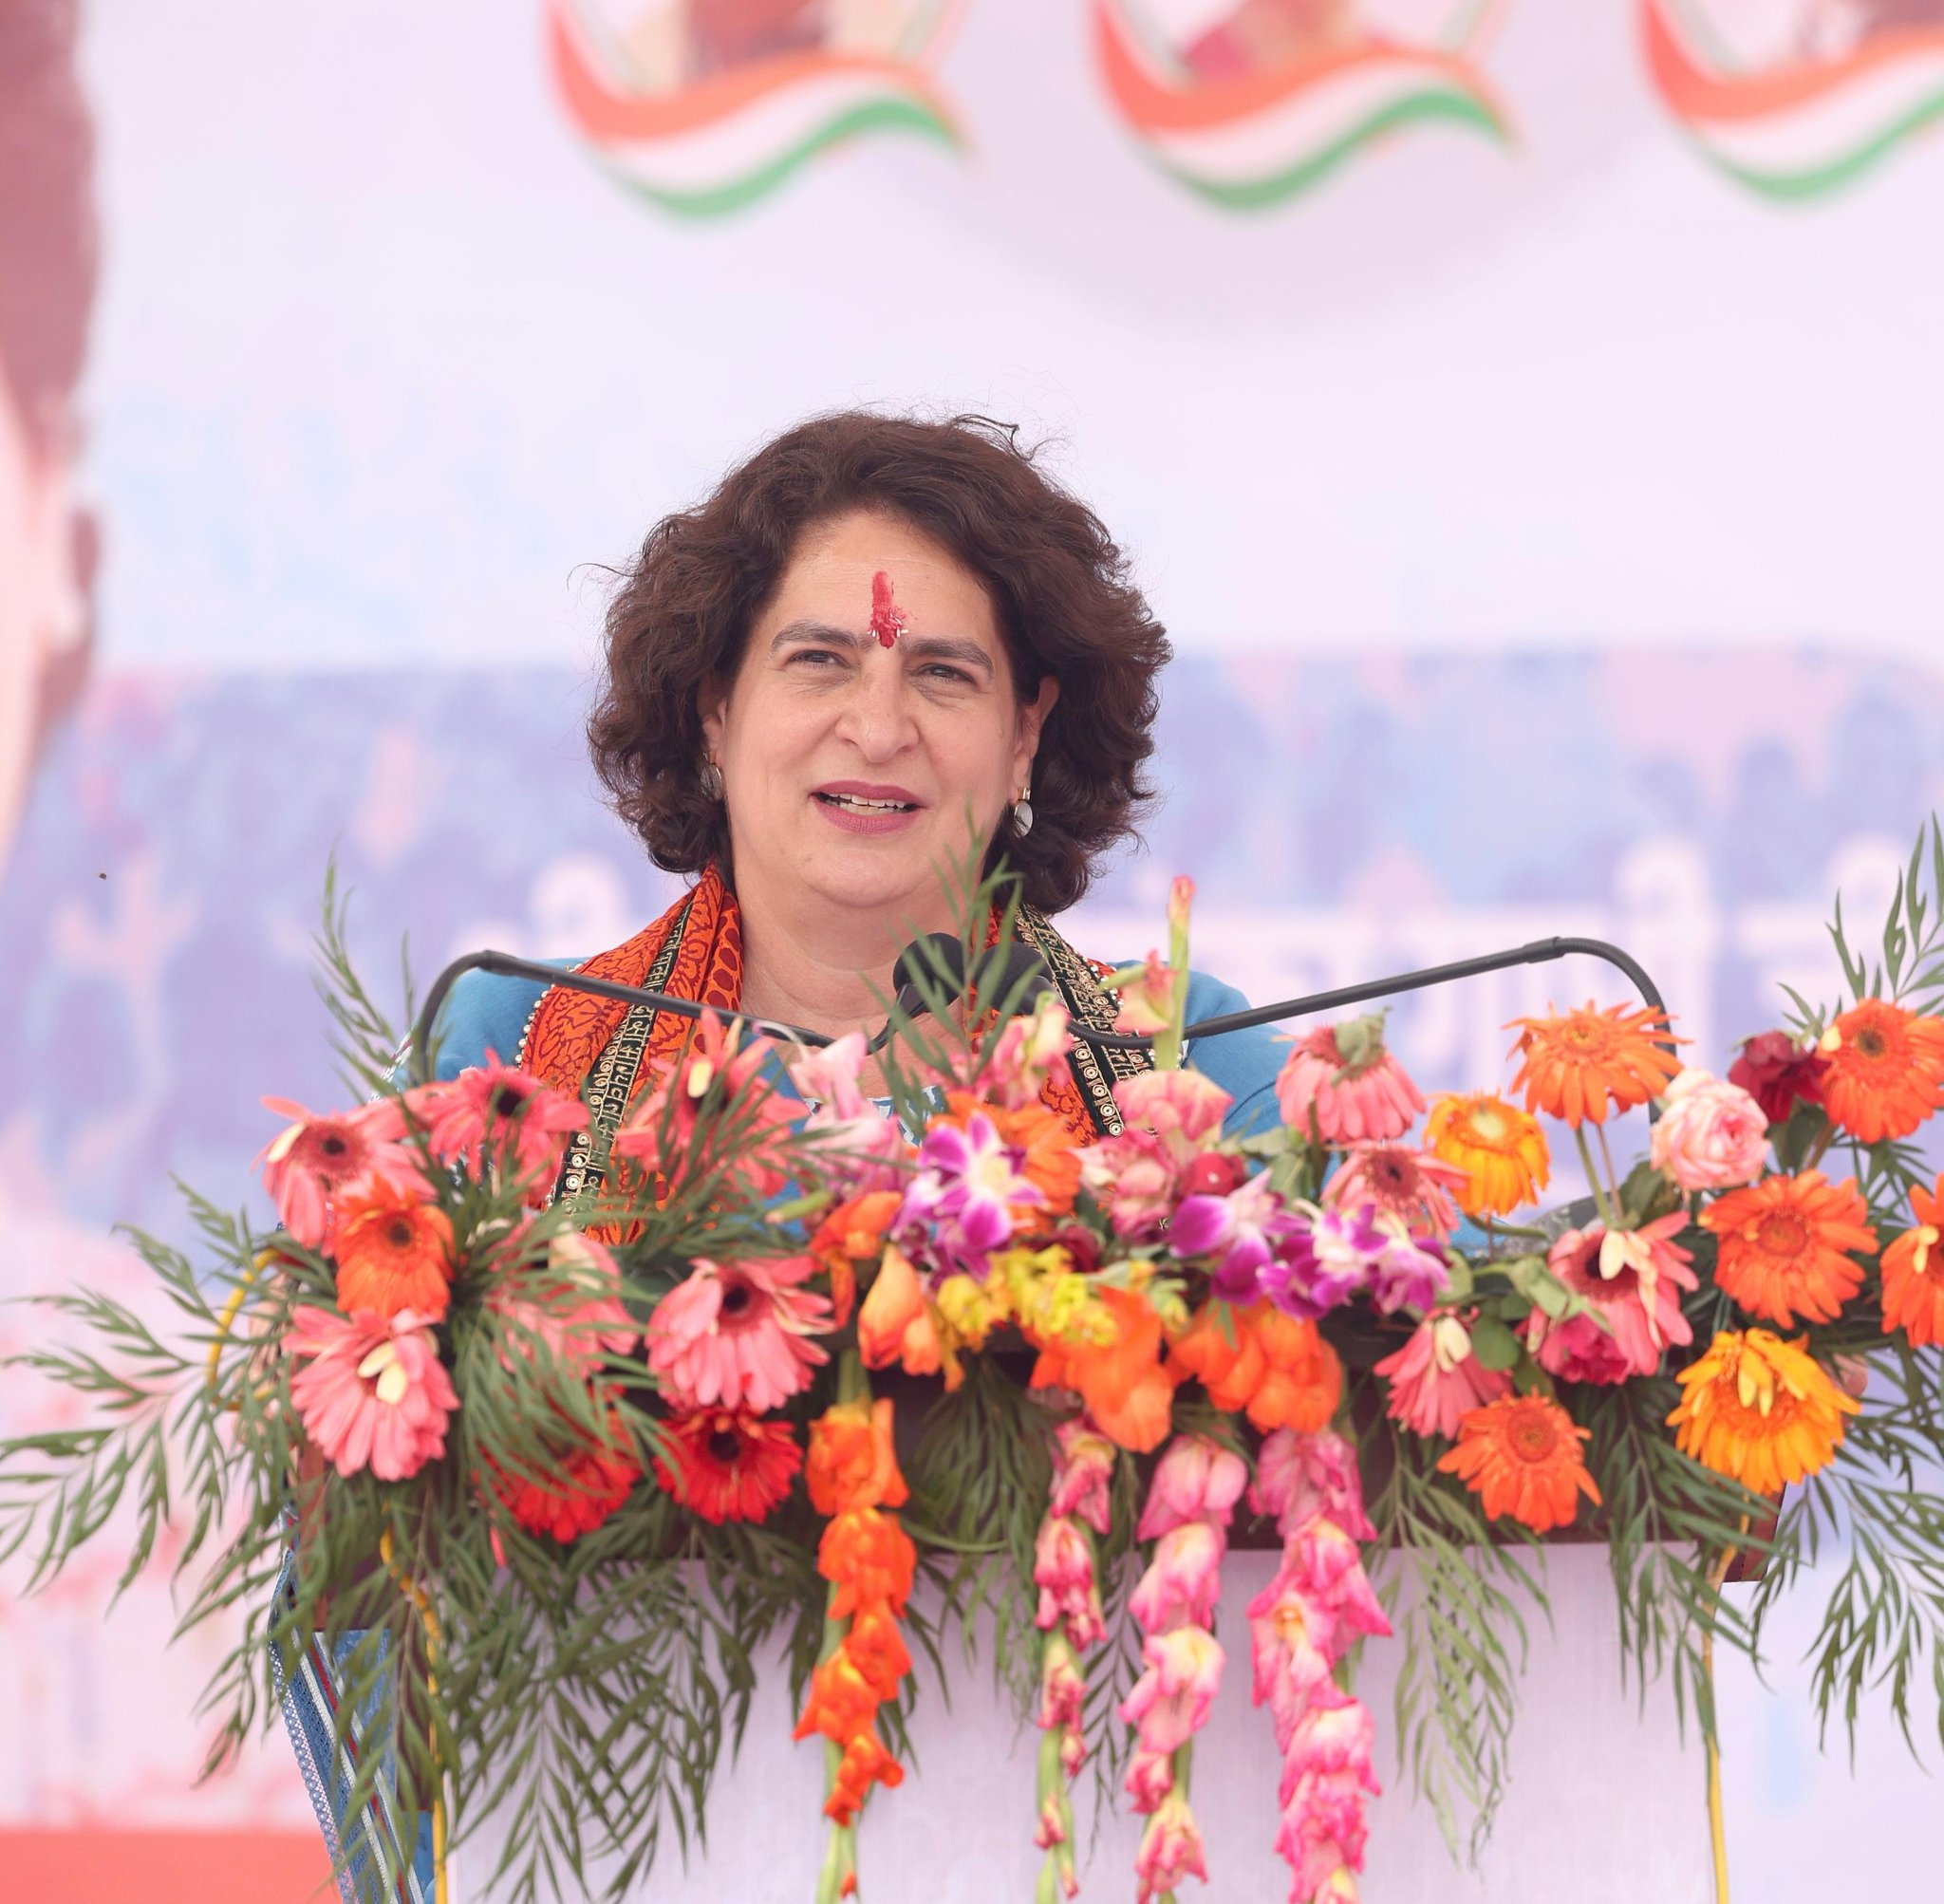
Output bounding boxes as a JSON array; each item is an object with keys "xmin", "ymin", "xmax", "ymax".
[{"xmin": 920, "ymin": 663, "xmax": 974, "ymax": 685}]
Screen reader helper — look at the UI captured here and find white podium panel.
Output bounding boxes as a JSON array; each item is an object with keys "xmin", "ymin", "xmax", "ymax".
[{"xmin": 456, "ymin": 1545, "xmax": 1711, "ymax": 1903}]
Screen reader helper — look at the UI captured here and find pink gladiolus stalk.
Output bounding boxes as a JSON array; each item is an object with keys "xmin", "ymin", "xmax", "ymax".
[
  {"xmin": 1247, "ymin": 1429, "xmax": 1386, "ymax": 1904},
  {"xmin": 1049, "ymin": 1416, "xmax": 1116, "ymax": 1535},
  {"xmin": 1136, "ymin": 1434, "xmax": 1247, "ymax": 1540},
  {"xmin": 1135, "ymin": 1787, "xmax": 1208, "ymax": 1904},
  {"xmin": 1033, "ymin": 1514, "xmax": 1106, "ymax": 1650},
  {"xmin": 289, "ymin": 1305, "xmax": 458, "ymax": 1482}
]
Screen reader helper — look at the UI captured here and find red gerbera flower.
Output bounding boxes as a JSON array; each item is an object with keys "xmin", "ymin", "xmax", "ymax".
[
  {"xmin": 651, "ymin": 1408, "xmax": 802, "ymax": 1525},
  {"xmin": 496, "ymin": 1414, "xmax": 643, "ymax": 1542}
]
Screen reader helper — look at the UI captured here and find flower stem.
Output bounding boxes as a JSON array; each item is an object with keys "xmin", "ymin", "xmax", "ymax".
[{"xmin": 1573, "ymin": 1126, "xmax": 1619, "ymax": 1230}]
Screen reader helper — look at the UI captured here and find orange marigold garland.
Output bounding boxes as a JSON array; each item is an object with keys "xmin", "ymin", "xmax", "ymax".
[
  {"xmin": 794, "ymin": 1375, "xmax": 916, "ymax": 1900},
  {"xmin": 1880, "ymin": 1173, "xmax": 1944, "ymax": 1348},
  {"xmin": 1702, "ymin": 1170, "xmax": 1878, "ymax": 1327},
  {"xmin": 1436, "ymin": 1393, "xmax": 1601, "ymax": 1534},
  {"xmin": 1505, "ymin": 999, "xmax": 1685, "ymax": 1128},
  {"xmin": 1667, "ymin": 1329, "xmax": 1860, "ymax": 1493},
  {"xmin": 1817, "ymin": 999, "xmax": 1944, "ymax": 1145}
]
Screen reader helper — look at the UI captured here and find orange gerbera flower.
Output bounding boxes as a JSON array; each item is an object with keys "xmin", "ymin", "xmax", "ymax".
[
  {"xmin": 805, "ymin": 1395, "xmax": 907, "ymax": 1516},
  {"xmin": 1424, "ymin": 1093, "xmax": 1551, "ymax": 1218},
  {"xmin": 1879, "ymin": 1172, "xmax": 1944, "ymax": 1348},
  {"xmin": 332, "ymin": 1178, "xmax": 455, "ymax": 1320},
  {"xmin": 1667, "ymin": 1329, "xmax": 1859, "ymax": 1493},
  {"xmin": 818, "ymin": 1506, "xmax": 918, "ymax": 1619},
  {"xmin": 1505, "ymin": 1000, "xmax": 1684, "ymax": 1128},
  {"xmin": 1818, "ymin": 999, "xmax": 1944, "ymax": 1145},
  {"xmin": 1168, "ymin": 1302, "xmax": 1342, "ymax": 1433},
  {"xmin": 809, "ymin": 1189, "xmax": 902, "ymax": 1327},
  {"xmin": 1437, "ymin": 1393, "xmax": 1601, "ymax": 1534},
  {"xmin": 1703, "ymin": 1170, "xmax": 1877, "ymax": 1327},
  {"xmin": 1031, "ymin": 1285, "xmax": 1175, "ymax": 1452},
  {"xmin": 944, "ymin": 1091, "xmax": 1080, "ymax": 1216}
]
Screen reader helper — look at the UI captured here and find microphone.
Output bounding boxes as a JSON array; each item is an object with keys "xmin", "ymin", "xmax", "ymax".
[
  {"xmin": 868, "ymin": 934, "xmax": 1052, "ymax": 1052},
  {"xmin": 411, "ymin": 935, "xmax": 1668, "ymax": 1087},
  {"xmin": 1076, "ymin": 935, "xmax": 1670, "ymax": 1054}
]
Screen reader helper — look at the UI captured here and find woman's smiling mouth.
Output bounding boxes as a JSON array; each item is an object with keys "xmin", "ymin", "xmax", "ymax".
[{"xmin": 813, "ymin": 782, "xmax": 924, "ymax": 833}]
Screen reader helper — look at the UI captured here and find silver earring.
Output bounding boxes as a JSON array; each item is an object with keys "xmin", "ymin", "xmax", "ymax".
[
  {"xmin": 1012, "ymin": 787, "xmax": 1034, "ymax": 837},
  {"xmin": 699, "ymin": 756, "xmax": 723, "ymax": 800}
]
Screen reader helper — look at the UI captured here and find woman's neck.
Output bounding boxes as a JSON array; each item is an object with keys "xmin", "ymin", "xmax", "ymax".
[{"xmin": 732, "ymin": 877, "xmax": 952, "ymax": 1044}]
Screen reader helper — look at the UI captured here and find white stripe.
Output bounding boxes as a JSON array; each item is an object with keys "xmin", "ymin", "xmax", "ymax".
[
  {"xmin": 592, "ymin": 69, "xmax": 938, "ymax": 196},
  {"xmin": 1140, "ymin": 57, "xmax": 1481, "ymax": 185},
  {"xmin": 1688, "ymin": 47, "xmax": 1944, "ymax": 177}
]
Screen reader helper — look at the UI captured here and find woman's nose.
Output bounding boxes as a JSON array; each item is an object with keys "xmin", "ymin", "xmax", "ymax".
[{"xmin": 832, "ymin": 664, "xmax": 919, "ymax": 760}]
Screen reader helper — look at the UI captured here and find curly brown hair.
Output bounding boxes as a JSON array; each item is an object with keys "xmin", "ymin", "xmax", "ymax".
[{"xmin": 587, "ymin": 411, "xmax": 1170, "ymax": 914}]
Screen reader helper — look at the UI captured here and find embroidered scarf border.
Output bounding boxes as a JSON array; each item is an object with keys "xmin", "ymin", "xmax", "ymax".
[{"xmin": 517, "ymin": 867, "xmax": 1150, "ymax": 1195}]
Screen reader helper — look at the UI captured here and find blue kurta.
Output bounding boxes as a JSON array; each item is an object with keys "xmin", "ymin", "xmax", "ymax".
[{"xmin": 424, "ymin": 961, "xmax": 1288, "ymax": 1132}]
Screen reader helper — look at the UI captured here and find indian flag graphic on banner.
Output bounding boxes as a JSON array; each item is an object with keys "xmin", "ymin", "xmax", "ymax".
[
  {"xmin": 547, "ymin": 0, "xmax": 966, "ymax": 218},
  {"xmin": 1093, "ymin": 0, "xmax": 1513, "ymax": 209},
  {"xmin": 1643, "ymin": 0, "xmax": 1944, "ymax": 198}
]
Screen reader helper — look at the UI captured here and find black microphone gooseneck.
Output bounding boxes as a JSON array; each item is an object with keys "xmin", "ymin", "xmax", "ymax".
[
  {"xmin": 408, "ymin": 950, "xmax": 837, "ymax": 1084},
  {"xmin": 409, "ymin": 936, "xmax": 1667, "ymax": 1083}
]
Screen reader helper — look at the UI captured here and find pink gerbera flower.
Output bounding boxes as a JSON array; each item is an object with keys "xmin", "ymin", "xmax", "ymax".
[
  {"xmin": 645, "ymin": 1256, "xmax": 832, "ymax": 1412},
  {"xmin": 1323, "ymin": 1144, "xmax": 1468, "ymax": 1240},
  {"xmin": 1372, "ymin": 1312, "xmax": 1511, "ymax": 1438},
  {"xmin": 256, "ymin": 1097, "xmax": 410, "ymax": 1249},
  {"xmin": 485, "ymin": 1227, "xmax": 639, "ymax": 1380},
  {"xmin": 1524, "ymin": 1216, "xmax": 1697, "ymax": 1384},
  {"xmin": 1276, "ymin": 1014, "xmax": 1425, "ymax": 1146},
  {"xmin": 421, "ymin": 1050, "xmax": 587, "ymax": 1186},
  {"xmin": 288, "ymin": 1305, "xmax": 458, "ymax": 1481}
]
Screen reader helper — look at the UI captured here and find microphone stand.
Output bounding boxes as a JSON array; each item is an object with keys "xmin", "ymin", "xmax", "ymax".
[{"xmin": 410, "ymin": 935, "xmax": 1668, "ymax": 1083}]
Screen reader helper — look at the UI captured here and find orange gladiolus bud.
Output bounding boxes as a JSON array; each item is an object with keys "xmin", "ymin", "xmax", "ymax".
[
  {"xmin": 817, "ymin": 1506, "xmax": 918, "ymax": 1619},
  {"xmin": 805, "ymin": 1395, "xmax": 907, "ymax": 1516},
  {"xmin": 857, "ymin": 1245, "xmax": 942, "ymax": 1379},
  {"xmin": 824, "ymin": 1728, "xmax": 905, "ymax": 1826}
]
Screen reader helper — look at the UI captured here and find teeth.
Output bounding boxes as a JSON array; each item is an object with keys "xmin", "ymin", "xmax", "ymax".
[{"xmin": 823, "ymin": 793, "xmax": 913, "ymax": 812}]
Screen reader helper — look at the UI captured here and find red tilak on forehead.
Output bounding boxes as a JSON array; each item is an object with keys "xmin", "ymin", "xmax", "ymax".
[{"xmin": 869, "ymin": 570, "xmax": 908, "ymax": 649}]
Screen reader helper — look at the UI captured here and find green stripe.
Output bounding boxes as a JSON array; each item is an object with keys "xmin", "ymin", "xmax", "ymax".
[
  {"xmin": 1153, "ymin": 84, "xmax": 1506, "ymax": 212},
  {"xmin": 604, "ymin": 96, "xmax": 956, "ymax": 220},
  {"xmin": 1696, "ymin": 87, "xmax": 1944, "ymax": 201}
]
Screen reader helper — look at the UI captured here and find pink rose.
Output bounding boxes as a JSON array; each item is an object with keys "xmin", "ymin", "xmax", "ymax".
[{"xmin": 1650, "ymin": 1069, "xmax": 1769, "ymax": 1192}]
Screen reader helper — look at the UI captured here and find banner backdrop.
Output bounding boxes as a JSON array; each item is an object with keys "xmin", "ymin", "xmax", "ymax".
[{"xmin": 3, "ymin": 0, "xmax": 1943, "ymax": 1896}]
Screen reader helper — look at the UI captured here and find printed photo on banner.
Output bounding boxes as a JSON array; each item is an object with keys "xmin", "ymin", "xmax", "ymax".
[
  {"xmin": 1091, "ymin": 0, "xmax": 1514, "ymax": 209},
  {"xmin": 546, "ymin": 0, "xmax": 969, "ymax": 217},
  {"xmin": 1642, "ymin": 0, "xmax": 1944, "ymax": 197}
]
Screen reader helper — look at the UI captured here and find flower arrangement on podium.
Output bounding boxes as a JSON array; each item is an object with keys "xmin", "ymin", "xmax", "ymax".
[{"xmin": 9, "ymin": 830, "xmax": 1944, "ymax": 1904}]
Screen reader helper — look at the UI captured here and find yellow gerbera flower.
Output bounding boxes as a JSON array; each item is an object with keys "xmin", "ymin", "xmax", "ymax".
[
  {"xmin": 1666, "ymin": 1329, "xmax": 1859, "ymax": 1493},
  {"xmin": 1425, "ymin": 1092, "xmax": 1551, "ymax": 1217}
]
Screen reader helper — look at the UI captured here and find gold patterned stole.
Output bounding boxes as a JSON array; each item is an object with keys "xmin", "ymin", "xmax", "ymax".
[{"xmin": 517, "ymin": 867, "xmax": 1151, "ymax": 1196}]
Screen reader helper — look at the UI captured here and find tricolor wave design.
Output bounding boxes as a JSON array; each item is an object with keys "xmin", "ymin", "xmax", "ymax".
[
  {"xmin": 1094, "ymin": 1, "xmax": 1510, "ymax": 210},
  {"xmin": 1643, "ymin": 0, "xmax": 1944, "ymax": 199},
  {"xmin": 547, "ymin": 0, "xmax": 962, "ymax": 219}
]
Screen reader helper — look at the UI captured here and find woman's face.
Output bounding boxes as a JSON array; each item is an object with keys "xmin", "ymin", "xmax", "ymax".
[{"xmin": 701, "ymin": 508, "xmax": 1057, "ymax": 939}]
